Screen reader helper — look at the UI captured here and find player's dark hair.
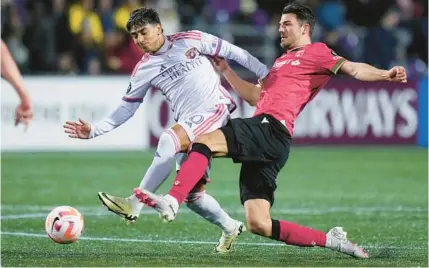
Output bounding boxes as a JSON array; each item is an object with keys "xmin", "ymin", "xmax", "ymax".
[
  {"xmin": 126, "ymin": 7, "xmax": 162, "ymax": 32},
  {"xmin": 282, "ymin": 2, "xmax": 315, "ymax": 35}
]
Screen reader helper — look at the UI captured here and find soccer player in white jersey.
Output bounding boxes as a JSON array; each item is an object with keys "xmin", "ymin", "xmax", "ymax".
[{"xmin": 63, "ymin": 7, "xmax": 269, "ymax": 253}]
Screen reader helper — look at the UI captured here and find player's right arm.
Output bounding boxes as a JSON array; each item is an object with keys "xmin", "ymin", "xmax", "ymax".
[
  {"xmin": 1, "ymin": 40, "xmax": 33, "ymax": 129},
  {"xmin": 211, "ymin": 56, "xmax": 261, "ymax": 106},
  {"xmin": 64, "ymin": 64, "xmax": 150, "ymax": 139}
]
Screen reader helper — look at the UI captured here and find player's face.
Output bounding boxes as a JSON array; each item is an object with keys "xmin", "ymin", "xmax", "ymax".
[
  {"xmin": 130, "ymin": 24, "xmax": 163, "ymax": 53},
  {"xmin": 278, "ymin": 13, "xmax": 308, "ymax": 49}
]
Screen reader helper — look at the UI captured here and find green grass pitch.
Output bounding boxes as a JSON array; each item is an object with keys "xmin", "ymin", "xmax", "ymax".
[{"xmin": 1, "ymin": 147, "xmax": 427, "ymax": 267}]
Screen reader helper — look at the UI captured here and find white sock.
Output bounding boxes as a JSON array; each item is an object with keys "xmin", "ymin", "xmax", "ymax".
[
  {"xmin": 185, "ymin": 191, "xmax": 237, "ymax": 234},
  {"xmin": 129, "ymin": 130, "xmax": 179, "ymax": 209}
]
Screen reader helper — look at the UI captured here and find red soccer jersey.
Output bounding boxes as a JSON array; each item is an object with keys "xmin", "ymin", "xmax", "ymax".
[{"xmin": 254, "ymin": 42, "xmax": 346, "ymax": 135}]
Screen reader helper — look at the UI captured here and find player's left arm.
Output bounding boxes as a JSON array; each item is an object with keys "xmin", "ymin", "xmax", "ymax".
[
  {"xmin": 316, "ymin": 44, "xmax": 407, "ymax": 83},
  {"xmin": 188, "ymin": 31, "xmax": 269, "ymax": 79},
  {"xmin": 339, "ymin": 61, "xmax": 407, "ymax": 83}
]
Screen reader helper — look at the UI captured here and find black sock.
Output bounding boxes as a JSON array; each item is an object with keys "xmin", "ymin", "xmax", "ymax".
[{"xmin": 271, "ymin": 219, "xmax": 280, "ymax": 240}]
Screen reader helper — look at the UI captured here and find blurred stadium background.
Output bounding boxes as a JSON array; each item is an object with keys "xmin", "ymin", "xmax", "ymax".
[{"xmin": 1, "ymin": 0, "xmax": 428, "ymax": 267}]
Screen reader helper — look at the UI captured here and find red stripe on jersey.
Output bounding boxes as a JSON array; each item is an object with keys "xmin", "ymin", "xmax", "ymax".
[
  {"xmin": 194, "ymin": 104, "xmax": 225, "ymax": 136},
  {"xmin": 131, "ymin": 54, "xmax": 149, "ymax": 77},
  {"xmin": 122, "ymin": 96, "xmax": 144, "ymax": 103},
  {"xmin": 169, "ymin": 31, "xmax": 201, "ymax": 39},
  {"xmin": 169, "ymin": 36, "xmax": 201, "ymax": 42},
  {"xmin": 168, "ymin": 32, "xmax": 201, "ymax": 42},
  {"xmin": 170, "ymin": 37, "xmax": 201, "ymax": 42},
  {"xmin": 219, "ymin": 85, "xmax": 237, "ymax": 113}
]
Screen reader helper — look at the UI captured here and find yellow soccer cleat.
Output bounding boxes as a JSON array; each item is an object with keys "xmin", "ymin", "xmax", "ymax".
[
  {"xmin": 97, "ymin": 192, "xmax": 141, "ymax": 223},
  {"xmin": 214, "ymin": 221, "xmax": 246, "ymax": 254}
]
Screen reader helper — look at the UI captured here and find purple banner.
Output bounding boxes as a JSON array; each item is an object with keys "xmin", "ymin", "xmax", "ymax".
[
  {"xmin": 292, "ymin": 79, "xmax": 418, "ymax": 144},
  {"xmin": 147, "ymin": 79, "xmax": 418, "ymax": 146}
]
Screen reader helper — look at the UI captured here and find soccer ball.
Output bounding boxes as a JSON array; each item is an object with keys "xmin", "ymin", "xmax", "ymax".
[{"xmin": 45, "ymin": 206, "xmax": 84, "ymax": 244}]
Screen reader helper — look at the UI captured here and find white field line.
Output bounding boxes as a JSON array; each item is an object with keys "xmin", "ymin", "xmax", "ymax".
[
  {"xmin": 1, "ymin": 231, "xmax": 426, "ymax": 250},
  {"xmin": 1, "ymin": 205, "xmax": 427, "ymax": 220}
]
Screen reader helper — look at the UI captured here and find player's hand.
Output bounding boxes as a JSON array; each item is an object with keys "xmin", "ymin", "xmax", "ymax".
[
  {"xmin": 387, "ymin": 66, "xmax": 407, "ymax": 83},
  {"xmin": 63, "ymin": 118, "xmax": 91, "ymax": 139},
  {"xmin": 210, "ymin": 56, "xmax": 230, "ymax": 73},
  {"xmin": 15, "ymin": 98, "xmax": 33, "ymax": 131}
]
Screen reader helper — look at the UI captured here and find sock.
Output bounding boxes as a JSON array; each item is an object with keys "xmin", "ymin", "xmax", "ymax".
[
  {"xmin": 176, "ymin": 153, "xmax": 212, "ymax": 181},
  {"xmin": 129, "ymin": 130, "xmax": 179, "ymax": 207},
  {"xmin": 185, "ymin": 191, "xmax": 236, "ymax": 234},
  {"xmin": 271, "ymin": 219, "xmax": 326, "ymax": 247},
  {"xmin": 167, "ymin": 143, "xmax": 211, "ymax": 204}
]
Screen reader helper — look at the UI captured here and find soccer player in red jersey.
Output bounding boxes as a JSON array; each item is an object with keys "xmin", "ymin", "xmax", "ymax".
[{"xmin": 134, "ymin": 3, "xmax": 407, "ymax": 258}]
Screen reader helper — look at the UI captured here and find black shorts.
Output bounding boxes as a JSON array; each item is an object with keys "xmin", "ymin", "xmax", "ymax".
[{"xmin": 219, "ymin": 114, "xmax": 291, "ymax": 206}]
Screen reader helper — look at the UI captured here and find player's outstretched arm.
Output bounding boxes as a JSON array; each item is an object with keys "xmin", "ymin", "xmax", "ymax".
[
  {"xmin": 1, "ymin": 40, "xmax": 33, "ymax": 129},
  {"xmin": 63, "ymin": 101, "xmax": 140, "ymax": 139},
  {"xmin": 340, "ymin": 61, "xmax": 407, "ymax": 83},
  {"xmin": 212, "ymin": 56, "xmax": 261, "ymax": 106},
  {"xmin": 193, "ymin": 31, "xmax": 269, "ymax": 79},
  {"xmin": 64, "ymin": 118, "xmax": 92, "ymax": 139}
]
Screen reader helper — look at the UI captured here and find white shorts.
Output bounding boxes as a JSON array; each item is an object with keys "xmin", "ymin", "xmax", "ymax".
[
  {"xmin": 174, "ymin": 104, "xmax": 230, "ymax": 178},
  {"xmin": 178, "ymin": 104, "xmax": 230, "ymax": 142}
]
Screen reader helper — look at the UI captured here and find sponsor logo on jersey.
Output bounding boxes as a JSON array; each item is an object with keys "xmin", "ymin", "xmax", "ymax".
[
  {"xmin": 272, "ymin": 59, "xmax": 300, "ymax": 69},
  {"xmin": 160, "ymin": 58, "xmax": 204, "ymax": 81},
  {"xmin": 273, "ymin": 60, "xmax": 287, "ymax": 68}
]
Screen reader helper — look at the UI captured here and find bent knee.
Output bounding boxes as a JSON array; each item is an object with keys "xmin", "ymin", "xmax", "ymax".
[
  {"xmin": 193, "ymin": 130, "xmax": 227, "ymax": 155},
  {"xmin": 194, "ymin": 133, "xmax": 211, "ymax": 146},
  {"xmin": 246, "ymin": 217, "xmax": 272, "ymax": 236}
]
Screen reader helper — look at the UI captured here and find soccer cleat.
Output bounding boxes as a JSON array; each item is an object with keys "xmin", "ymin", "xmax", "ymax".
[
  {"xmin": 325, "ymin": 227, "xmax": 369, "ymax": 258},
  {"xmin": 214, "ymin": 221, "xmax": 246, "ymax": 254},
  {"xmin": 97, "ymin": 192, "xmax": 141, "ymax": 223},
  {"xmin": 133, "ymin": 188, "xmax": 178, "ymax": 222}
]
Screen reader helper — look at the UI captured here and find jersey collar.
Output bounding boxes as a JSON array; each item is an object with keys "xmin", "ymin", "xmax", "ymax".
[
  {"xmin": 153, "ymin": 36, "xmax": 172, "ymax": 55},
  {"xmin": 286, "ymin": 44, "xmax": 309, "ymax": 53}
]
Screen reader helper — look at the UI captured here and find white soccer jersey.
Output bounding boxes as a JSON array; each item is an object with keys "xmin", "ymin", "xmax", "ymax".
[{"xmin": 89, "ymin": 30, "xmax": 269, "ymax": 138}]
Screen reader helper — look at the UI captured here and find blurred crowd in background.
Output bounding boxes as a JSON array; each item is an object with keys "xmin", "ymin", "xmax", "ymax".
[{"xmin": 1, "ymin": 0, "xmax": 428, "ymax": 79}]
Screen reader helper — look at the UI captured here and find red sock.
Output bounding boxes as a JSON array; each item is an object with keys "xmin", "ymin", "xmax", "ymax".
[
  {"xmin": 168, "ymin": 151, "xmax": 209, "ymax": 204},
  {"xmin": 276, "ymin": 220, "xmax": 326, "ymax": 247}
]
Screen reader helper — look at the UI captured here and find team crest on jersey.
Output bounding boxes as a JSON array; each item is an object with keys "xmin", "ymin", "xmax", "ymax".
[{"xmin": 185, "ymin": 48, "xmax": 198, "ymax": 59}]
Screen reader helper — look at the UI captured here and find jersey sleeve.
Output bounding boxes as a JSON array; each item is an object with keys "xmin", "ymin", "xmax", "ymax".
[
  {"xmin": 183, "ymin": 30, "xmax": 269, "ymax": 79},
  {"xmin": 88, "ymin": 100, "xmax": 140, "ymax": 138},
  {"xmin": 122, "ymin": 62, "xmax": 151, "ymax": 103},
  {"xmin": 88, "ymin": 63, "xmax": 151, "ymax": 138},
  {"xmin": 313, "ymin": 44, "xmax": 347, "ymax": 74}
]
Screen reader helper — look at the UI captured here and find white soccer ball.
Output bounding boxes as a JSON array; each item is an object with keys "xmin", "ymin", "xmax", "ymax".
[{"xmin": 45, "ymin": 206, "xmax": 84, "ymax": 244}]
